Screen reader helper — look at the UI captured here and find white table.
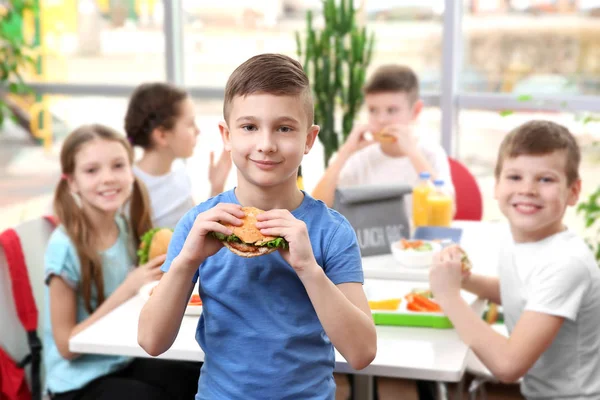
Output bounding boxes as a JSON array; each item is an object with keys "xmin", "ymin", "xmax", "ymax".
[
  {"xmin": 69, "ymin": 220, "xmax": 501, "ymax": 397},
  {"xmin": 70, "ymin": 294, "xmax": 485, "ymax": 383},
  {"xmin": 362, "ymin": 220, "xmax": 508, "ymax": 281}
]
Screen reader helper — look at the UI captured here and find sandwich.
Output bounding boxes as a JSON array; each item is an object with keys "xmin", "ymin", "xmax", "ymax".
[
  {"xmin": 211, "ymin": 206, "xmax": 288, "ymax": 258},
  {"xmin": 372, "ymin": 130, "xmax": 396, "ymax": 143},
  {"xmin": 138, "ymin": 227, "xmax": 174, "ymax": 264},
  {"xmin": 458, "ymin": 247, "xmax": 473, "ymax": 272}
]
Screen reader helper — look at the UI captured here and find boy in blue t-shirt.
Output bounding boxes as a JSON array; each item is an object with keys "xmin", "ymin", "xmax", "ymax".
[{"xmin": 138, "ymin": 53, "xmax": 377, "ymax": 399}]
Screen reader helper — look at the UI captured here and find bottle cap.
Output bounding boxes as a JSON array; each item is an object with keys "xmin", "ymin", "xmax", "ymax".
[
  {"xmin": 419, "ymin": 172, "xmax": 431, "ymax": 179},
  {"xmin": 433, "ymin": 179, "xmax": 444, "ymax": 186}
]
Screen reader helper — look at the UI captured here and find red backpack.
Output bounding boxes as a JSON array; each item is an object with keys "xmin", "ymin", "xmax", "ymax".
[{"xmin": 0, "ymin": 216, "xmax": 57, "ymax": 400}]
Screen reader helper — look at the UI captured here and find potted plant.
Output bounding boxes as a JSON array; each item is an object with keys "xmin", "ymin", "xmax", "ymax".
[
  {"xmin": 0, "ymin": 0, "xmax": 39, "ymax": 134},
  {"xmin": 295, "ymin": 0, "xmax": 375, "ymax": 167},
  {"xmin": 577, "ymin": 184, "xmax": 600, "ymax": 265}
]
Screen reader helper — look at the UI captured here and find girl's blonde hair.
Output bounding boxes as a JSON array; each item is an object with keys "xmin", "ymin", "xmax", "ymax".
[{"xmin": 54, "ymin": 124, "xmax": 152, "ymax": 313}]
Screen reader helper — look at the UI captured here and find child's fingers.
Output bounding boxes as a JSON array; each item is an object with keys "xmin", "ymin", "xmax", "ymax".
[
  {"xmin": 204, "ymin": 210, "xmax": 244, "ymax": 227},
  {"xmin": 209, "ymin": 151, "xmax": 215, "ymax": 166},
  {"xmin": 200, "ymin": 221, "xmax": 235, "ymax": 236},
  {"xmin": 146, "ymin": 254, "xmax": 167, "ymax": 269},
  {"xmin": 213, "ymin": 203, "xmax": 245, "ymax": 217},
  {"xmin": 256, "ymin": 209, "xmax": 293, "ymax": 221},
  {"xmin": 259, "ymin": 227, "xmax": 289, "ymax": 238},
  {"xmin": 255, "ymin": 218, "xmax": 293, "ymax": 230}
]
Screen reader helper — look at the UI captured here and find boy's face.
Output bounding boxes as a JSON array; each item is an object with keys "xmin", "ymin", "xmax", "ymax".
[
  {"xmin": 494, "ymin": 151, "xmax": 581, "ymax": 243},
  {"xmin": 365, "ymin": 91, "xmax": 421, "ymax": 134},
  {"xmin": 220, "ymin": 93, "xmax": 319, "ymax": 190}
]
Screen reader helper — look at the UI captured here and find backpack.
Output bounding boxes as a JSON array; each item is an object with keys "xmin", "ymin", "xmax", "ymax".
[{"xmin": 0, "ymin": 216, "xmax": 57, "ymax": 400}]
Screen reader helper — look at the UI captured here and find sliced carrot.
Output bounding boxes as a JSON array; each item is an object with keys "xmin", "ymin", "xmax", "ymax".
[
  {"xmin": 188, "ymin": 294, "xmax": 202, "ymax": 306},
  {"xmin": 411, "ymin": 294, "xmax": 441, "ymax": 312},
  {"xmin": 407, "ymin": 302, "xmax": 429, "ymax": 312}
]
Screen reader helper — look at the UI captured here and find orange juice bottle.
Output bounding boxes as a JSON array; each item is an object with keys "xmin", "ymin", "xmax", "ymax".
[
  {"xmin": 412, "ymin": 172, "xmax": 432, "ymax": 228},
  {"xmin": 427, "ymin": 179, "xmax": 453, "ymax": 227}
]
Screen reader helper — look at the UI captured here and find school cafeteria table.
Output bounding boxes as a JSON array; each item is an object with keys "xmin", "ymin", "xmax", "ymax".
[{"xmin": 70, "ymin": 221, "xmax": 503, "ymax": 399}]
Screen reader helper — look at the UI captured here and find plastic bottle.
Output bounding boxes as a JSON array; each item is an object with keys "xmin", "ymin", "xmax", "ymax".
[
  {"xmin": 427, "ymin": 179, "xmax": 453, "ymax": 227},
  {"xmin": 412, "ymin": 172, "xmax": 432, "ymax": 228}
]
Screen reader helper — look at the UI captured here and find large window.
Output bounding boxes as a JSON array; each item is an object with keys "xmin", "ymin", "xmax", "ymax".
[
  {"xmin": 462, "ymin": 0, "xmax": 600, "ymax": 94},
  {"xmin": 182, "ymin": 1, "xmax": 444, "ymax": 88},
  {"xmin": 30, "ymin": 0, "xmax": 166, "ymax": 84}
]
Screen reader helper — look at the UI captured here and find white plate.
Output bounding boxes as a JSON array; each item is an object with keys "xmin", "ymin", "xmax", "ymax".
[
  {"xmin": 139, "ymin": 281, "xmax": 203, "ymax": 316},
  {"xmin": 390, "ymin": 240, "xmax": 442, "ymax": 269}
]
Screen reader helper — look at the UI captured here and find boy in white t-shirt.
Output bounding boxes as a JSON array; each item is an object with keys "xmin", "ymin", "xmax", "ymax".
[
  {"xmin": 311, "ymin": 64, "xmax": 454, "ymax": 218},
  {"xmin": 430, "ymin": 120, "xmax": 600, "ymax": 399}
]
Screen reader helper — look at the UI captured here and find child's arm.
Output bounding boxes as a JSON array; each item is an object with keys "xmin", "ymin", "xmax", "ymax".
[
  {"xmin": 436, "ymin": 295, "xmax": 563, "ymax": 383},
  {"xmin": 429, "ymin": 247, "xmax": 575, "ymax": 383},
  {"xmin": 138, "ymin": 203, "xmax": 244, "ymax": 356},
  {"xmin": 312, "ymin": 125, "xmax": 374, "ymax": 207},
  {"xmin": 208, "ymin": 149, "xmax": 232, "ymax": 197},
  {"xmin": 49, "ymin": 255, "xmax": 165, "ymax": 360},
  {"xmin": 462, "ymin": 274, "xmax": 502, "ymax": 304},
  {"xmin": 257, "ymin": 210, "xmax": 377, "ymax": 370}
]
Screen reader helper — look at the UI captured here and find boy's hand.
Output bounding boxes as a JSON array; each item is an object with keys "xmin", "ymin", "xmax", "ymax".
[
  {"xmin": 380, "ymin": 124, "xmax": 417, "ymax": 155},
  {"xmin": 429, "ymin": 246, "xmax": 464, "ymax": 303},
  {"xmin": 178, "ymin": 203, "xmax": 244, "ymax": 267},
  {"xmin": 339, "ymin": 124, "xmax": 376, "ymax": 157},
  {"xmin": 208, "ymin": 149, "xmax": 232, "ymax": 195},
  {"xmin": 255, "ymin": 210, "xmax": 318, "ymax": 278}
]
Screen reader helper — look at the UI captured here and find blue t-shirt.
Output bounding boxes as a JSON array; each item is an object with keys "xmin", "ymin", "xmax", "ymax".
[
  {"xmin": 161, "ymin": 189, "xmax": 364, "ymax": 399},
  {"xmin": 43, "ymin": 215, "xmax": 134, "ymax": 394}
]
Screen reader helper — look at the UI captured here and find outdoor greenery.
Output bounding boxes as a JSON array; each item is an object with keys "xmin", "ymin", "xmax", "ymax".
[{"xmin": 0, "ymin": 0, "xmax": 38, "ymax": 130}]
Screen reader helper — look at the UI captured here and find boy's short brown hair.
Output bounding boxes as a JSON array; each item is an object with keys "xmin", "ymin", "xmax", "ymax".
[
  {"xmin": 223, "ymin": 53, "xmax": 314, "ymax": 125},
  {"xmin": 494, "ymin": 120, "xmax": 580, "ymax": 185},
  {"xmin": 363, "ymin": 65, "xmax": 420, "ymax": 104}
]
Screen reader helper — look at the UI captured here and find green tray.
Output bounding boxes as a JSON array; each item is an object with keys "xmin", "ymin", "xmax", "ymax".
[{"xmin": 372, "ymin": 311, "xmax": 454, "ymax": 329}]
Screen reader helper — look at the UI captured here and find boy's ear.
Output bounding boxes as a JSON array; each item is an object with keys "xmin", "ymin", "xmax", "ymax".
[
  {"xmin": 411, "ymin": 99, "xmax": 423, "ymax": 121},
  {"xmin": 304, "ymin": 125, "xmax": 320, "ymax": 154},
  {"xmin": 567, "ymin": 178, "xmax": 582, "ymax": 206},
  {"xmin": 218, "ymin": 121, "xmax": 232, "ymax": 151}
]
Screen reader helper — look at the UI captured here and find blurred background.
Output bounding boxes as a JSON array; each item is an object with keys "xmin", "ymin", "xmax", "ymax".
[{"xmin": 1, "ymin": 0, "xmax": 600, "ymax": 237}]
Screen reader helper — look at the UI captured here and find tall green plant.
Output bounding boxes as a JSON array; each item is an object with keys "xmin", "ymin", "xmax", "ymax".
[
  {"xmin": 0, "ymin": 0, "xmax": 39, "ymax": 129},
  {"xmin": 295, "ymin": 0, "xmax": 375, "ymax": 167},
  {"xmin": 577, "ymin": 185, "xmax": 600, "ymax": 265}
]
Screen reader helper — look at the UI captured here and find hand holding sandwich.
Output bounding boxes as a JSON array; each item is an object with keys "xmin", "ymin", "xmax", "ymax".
[
  {"xmin": 338, "ymin": 124, "xmax": 376, "ymax": 158},
  {"xmin": 124, "ymin": 254, "xmax": 166, "ymax": 296},
  {"xmin": 255, "ymin": 209, "xmax": 318, "ymax": 279},
  {"xmin": 378, "ymin": 124, "xmax": 417, "ymax": 155},
  {"xmin": 429, "ymin": 245, "xmax": 473, "ymax": 304},
  {"xmin": 178, "ymin": 203, "xmax": 245, "ymax": 268}
]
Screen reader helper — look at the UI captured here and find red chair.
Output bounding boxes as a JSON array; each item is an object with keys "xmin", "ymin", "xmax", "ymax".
[{"xmin": 448, "ymin": 157, "xmax": 483, "ymax": 221}]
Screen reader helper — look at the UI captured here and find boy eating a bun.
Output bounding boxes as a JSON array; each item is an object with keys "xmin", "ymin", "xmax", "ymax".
[
  {"xmin": 138, "ymin": 53, "xmax": 376, "ymax": 400},
  {"xmin": 429, "ymin": 121, "xmax": 600, "ymax": 399}
]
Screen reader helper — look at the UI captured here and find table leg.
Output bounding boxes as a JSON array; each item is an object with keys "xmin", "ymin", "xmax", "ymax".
[
  {"xmin": 352, "ymin": 375, "xmax": 374, "ymax": 400},
  {"xmin": 437, "ymin": 380, "xmax": 464, "ymax": 400}
]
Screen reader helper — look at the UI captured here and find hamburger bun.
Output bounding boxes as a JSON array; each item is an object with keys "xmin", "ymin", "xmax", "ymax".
[
  {"xmin": 458, "ymin": 247, "xmax": 473, "ymax": 272},
  {"xmin": 213, "ymin": 206, "xmax": 287, "ymax": 258},
  {"xmin": 138, "ymin": 227, "xmax": 173, "ymax": 264},
  {"xmin": 373, "ymin": 131, "xmax": 396, "ymax": 143},
  {"xmin": 149, "ymin": 229, "xmax": 173, "ymax": 260}
]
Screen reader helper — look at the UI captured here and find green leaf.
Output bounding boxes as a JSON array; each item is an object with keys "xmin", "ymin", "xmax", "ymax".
[
  {"xmin": 516, "ymin": 94, "xmax": 533, "ymax": 102},
  {"xmin": 260, "ymin": 237, "xmax": 289, "ymax": 249},
  {"xmin": 499, "ymin": 110, "xmax": 514, "ymax": 117}
]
